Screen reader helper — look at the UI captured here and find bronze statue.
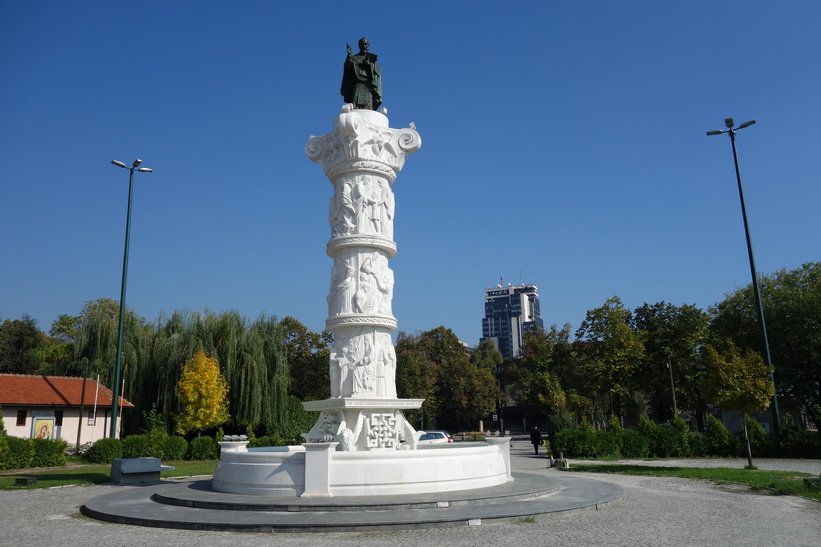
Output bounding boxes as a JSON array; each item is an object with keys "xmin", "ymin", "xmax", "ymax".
[{"xmin": 341, "ymin": 38, "xmax": 382, "ymax": 110}]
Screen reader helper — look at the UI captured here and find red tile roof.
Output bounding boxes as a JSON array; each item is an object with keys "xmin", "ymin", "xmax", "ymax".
[{"xmin": 0, "ymin": 374, "xmax": 133, "ymax": 408}]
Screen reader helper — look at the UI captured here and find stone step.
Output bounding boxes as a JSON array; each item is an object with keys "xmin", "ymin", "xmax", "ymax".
[{"xmin": 81, "ymin": 472, "xmax": 622, "ymax": 532}]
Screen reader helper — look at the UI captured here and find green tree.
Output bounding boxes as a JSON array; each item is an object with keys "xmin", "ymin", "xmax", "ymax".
[
  {"xmin": 67, "ymin": 298, "xmax": 147, "ymax": 383},
  {"xmin": 505, "ymin": 328, "xmax": 566, "ymax": 421},
  {"xmin": 631, "ymin": 302, "xmax": 710, "ymax": 425},
  {"xmin": 0, "ymin": 315, "xmax": 48, "ymax": 373},
  {"xmin": 700, "ymin": 341, "xmax": 774, "ymax": 467},
  {"xmin": 470, "ymin": 338, "xmax": 503, "ymax": 373},
  {"xmin": 418, "ymin": 327, "xmax": 500, "ymax": 431},
  {"xmin": 395, "ymin": 332, "xmax": 439, "ymax": 428},
  {"xmin": 175, "ymin": 351, "xmax": 230, "ymax": 435},
  {"xmin": 148, "ymin": 310, "xmax": 289, "ymax": 435},
  {"xmin": 710, "ymin": 262, "xmax": 821, "ymax": 431},
  {"xmin": 574, "ymin": 297, "xmax": 645, "ymax": 420},
  {"xmin": 280, "ymin": 317, "xmax": 331, "ymax": 401}
]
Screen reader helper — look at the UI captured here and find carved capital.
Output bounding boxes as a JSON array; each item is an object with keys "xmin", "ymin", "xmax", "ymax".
[{"xmin": 306, "ymin": 110, "xmax": 421, "ymax": 183}]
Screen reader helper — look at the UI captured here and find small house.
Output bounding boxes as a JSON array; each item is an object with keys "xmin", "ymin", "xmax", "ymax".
[{"xmin": 0, "ymin": 373, "xmax": 133, "ymax": 445}]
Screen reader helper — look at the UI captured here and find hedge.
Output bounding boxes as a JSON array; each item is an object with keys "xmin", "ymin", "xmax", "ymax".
[
  {"xmin": 164, "ymin": 436, "xmax": 189, "ymax": 460},
  {"xmin": 189, "ymin": 436, "xmax": 217, "ymax": 460},
  {"xmin": 87, "ymin": 438, "xmax": 123, "ymax": 463},
  {"xmin": 0, "ymin": 435, "xmax": 8, "ymax": 470},
  {"xmin": 122, "ymin": 434, "xmax": 153, "ymax": 458},
  {"xmin": 3, "ymin": 436, "xmax": 34, "ymax": 470},
  {"xmin": 548, "ymin": 416, "xmax": 820, "ymax": 460},
  {"xmin": 31, "ymin": 438, "xmax": 68, "ymax": 467}
]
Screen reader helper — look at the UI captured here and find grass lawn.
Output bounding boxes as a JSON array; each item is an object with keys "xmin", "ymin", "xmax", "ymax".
[
  {"xmin": 0, "ymin": 460, "xmax": 217, "ymax": 490},
  {"xmin": 562, "ymin": 464, "xmax": 821, "ymax": 501}
]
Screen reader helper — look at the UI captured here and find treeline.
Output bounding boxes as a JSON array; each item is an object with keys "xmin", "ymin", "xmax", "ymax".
[
  {"xmin": 505, "ymin": 262, "xmax": 821, "ymax": 434},
  {"xmin": 1, "ymin": 262, "xmax": 819, "ymax": 437},
  {"xmin": 0, "ymin": 302, "xmax": 294, "ymax": 435}
]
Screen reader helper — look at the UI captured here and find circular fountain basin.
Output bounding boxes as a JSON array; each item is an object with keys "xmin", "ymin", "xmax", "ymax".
[{"xmin": 212, "ymin": 438, "xmax": 511, "ymax": 497}]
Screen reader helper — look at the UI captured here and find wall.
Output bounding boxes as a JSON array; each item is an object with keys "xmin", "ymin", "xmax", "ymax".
[{"xmin": 2, "ymin": 406, "xmax": 121, "ymax": 446}]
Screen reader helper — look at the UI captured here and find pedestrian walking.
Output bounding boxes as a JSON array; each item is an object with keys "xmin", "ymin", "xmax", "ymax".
[{"xmin": 530, "ymin": 426, "xmax": 543, "ymax": 455}]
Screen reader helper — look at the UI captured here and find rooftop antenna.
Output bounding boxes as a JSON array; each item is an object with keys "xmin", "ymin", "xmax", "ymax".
[
  {"xmin": 498, "ymin": 276, "xmax": 503, "ymax": 288},
  {"xmin": 520, "ymin": 270, "xmax": 524, "ymax": 285}
]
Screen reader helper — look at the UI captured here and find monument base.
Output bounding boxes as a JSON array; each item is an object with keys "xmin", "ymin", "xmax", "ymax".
[
  {"xmin": 302, "ymin": 397, "xmax": 424, "ymax": 451},
  {"xmin": 211, "ymin": 437, "xmax": 512, "ymax": 497}
]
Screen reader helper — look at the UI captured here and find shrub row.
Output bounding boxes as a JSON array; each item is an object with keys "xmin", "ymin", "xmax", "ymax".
[
  {"xmin": 551, "ymin": 415, "xmax": 821, "ymax": 460},
  {"xmin": 0, "ymin": 437, "xmax": 68, "ymax": 470},
  {"xmin": 86, "ymin": 435, "xmax": 218, "ymax": 463}
]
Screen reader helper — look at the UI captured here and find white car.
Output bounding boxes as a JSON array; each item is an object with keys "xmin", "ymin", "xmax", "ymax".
[{"xmin": 417, "ymin": 430, "xmax": 452, "ymax": 444}]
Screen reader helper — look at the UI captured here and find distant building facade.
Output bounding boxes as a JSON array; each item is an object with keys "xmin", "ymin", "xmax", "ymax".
[{"xmin": 481, "ymin": 283, "xmax": 544, "ymax": 360}]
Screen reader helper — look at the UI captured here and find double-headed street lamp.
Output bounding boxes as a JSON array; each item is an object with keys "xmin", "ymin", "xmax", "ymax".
[
  {"xmin": 706, "ymin": 118, "xmax": 780, "ymax": 434},
  {"xmin": 109, "ymin": 159, "xmax": 152, "ymax": 438}
]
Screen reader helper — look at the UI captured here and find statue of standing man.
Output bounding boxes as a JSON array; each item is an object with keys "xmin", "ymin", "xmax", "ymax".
[{"xmin": 341, "ymin": 38, "xmax": 382, "ymax": 110}]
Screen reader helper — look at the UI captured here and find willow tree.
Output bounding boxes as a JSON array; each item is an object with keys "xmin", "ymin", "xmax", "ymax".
[
  {"xmin": 69, "ymin": 298, "xmax": 148, "ymax": 383},
  {"xmin": 150, "ymin": 310, "xmax": 289, "ymax": 434}
]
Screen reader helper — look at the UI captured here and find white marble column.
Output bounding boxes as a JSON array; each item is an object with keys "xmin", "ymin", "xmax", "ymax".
[{"xmin": 304, "ymin": 105, "xmax": 422, "ymax": 450}]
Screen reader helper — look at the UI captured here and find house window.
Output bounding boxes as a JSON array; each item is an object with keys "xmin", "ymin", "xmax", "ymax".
[
  {"xmin": 16, "ymin": 409, "xmax": 26, "ymax": 426},
  {"xmin": 88, "ymin": 411, "xmax": 96, "ymax": 426},
  {"xmin": 55, "ymin": 411, "xmax": 64, "ymax": 427}
]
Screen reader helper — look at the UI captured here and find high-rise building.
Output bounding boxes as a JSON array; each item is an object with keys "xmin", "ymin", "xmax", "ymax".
[{"xmin": 481, "ymin": 283, "xmax": 543, "ymax": 359}]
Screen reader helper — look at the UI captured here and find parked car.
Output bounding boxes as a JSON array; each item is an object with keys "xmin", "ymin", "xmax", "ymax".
[{"xmin": 417, "ymin": 430, "xmax": 452, "ymax": 444}]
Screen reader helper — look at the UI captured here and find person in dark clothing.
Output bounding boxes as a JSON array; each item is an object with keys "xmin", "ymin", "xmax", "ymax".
[{"xmin": 530, "ymin": 426, "xmax": 543, "ymax": 455}]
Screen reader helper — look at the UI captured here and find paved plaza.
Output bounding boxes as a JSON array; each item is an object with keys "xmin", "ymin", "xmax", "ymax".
[{"xmin": 1, "ymin": 441, "xmax": 820, "ymax": 546}]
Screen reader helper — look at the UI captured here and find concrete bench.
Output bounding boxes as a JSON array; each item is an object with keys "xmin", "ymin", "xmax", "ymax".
[{"xmin": 110, "ymin": 457, "xmax": 175, "ymax": 485}]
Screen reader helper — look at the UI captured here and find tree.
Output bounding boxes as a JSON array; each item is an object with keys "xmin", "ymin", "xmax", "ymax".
[
  {"xmin": 700, "ymin": 341, "xmax": 774, "ymax": 467},
  {"xmin": 505, "ymin": 328, "xmax": 566, "ymax": 420},
  {"xmin": 149, "ymin": 310, "xmax": 289, "ymax": 435},
  {"xmin": 280, "ymin": 317, "xmax": 332, "ymax": 401},
  {"xmin": 710, "ymin": 262, "xmax": 821, "ymax": 431},
  {"xmin": 631, "ymin": 302, "xmax": 710, "ymax": 425},
  {"xmin": 395, "ymin": 332, "xmax": 439, "ymax": 428},
  {"xmin": 67, "ymin": 298, "xmax": 147, "ymax": 382},
  {"xmin": 0, "ymin": 315, "xmax": 49, "ymax": 374},
  {"xmin": 418, "ymin": 327, "xmax": 500, "ymax": 432},
  {"xmin": 470, "ymin": 338, "xmax": 503, "ymax": 373},
  {"xmin": 396, "ymin": 328, "xmax": 500, "ymax": 432},
  {"xmin": 175, "ymin": 351, "xmax": 230, "ymax": 435},
  {"xmin": 574, "ymin": 297, "xmax": 645, "ymax": 420}
]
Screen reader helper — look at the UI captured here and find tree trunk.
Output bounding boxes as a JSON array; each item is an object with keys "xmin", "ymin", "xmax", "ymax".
[
  {"xmin": 805, "ymin": 402, "xmax": 821, "ymax": 433},
  {"xmin": 742, "ymin": 414, "xmax": 754, "ymax": 468}
]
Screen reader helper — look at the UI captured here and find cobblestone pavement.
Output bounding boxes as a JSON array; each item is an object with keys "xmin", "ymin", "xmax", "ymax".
[{"xmin": 2, "ymin": 443, "xmax": 819, "ymax": 546}]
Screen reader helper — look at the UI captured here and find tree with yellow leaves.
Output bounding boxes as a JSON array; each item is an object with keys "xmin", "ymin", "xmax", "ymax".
[{"xmin": 175, "ymin": 351, "xmax": 230, "ymax": 435}]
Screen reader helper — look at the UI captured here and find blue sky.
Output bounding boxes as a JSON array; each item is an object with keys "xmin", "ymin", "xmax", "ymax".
[{"xmin": 2, "ymin": 2, "xmax": 819, "ymax": 347}]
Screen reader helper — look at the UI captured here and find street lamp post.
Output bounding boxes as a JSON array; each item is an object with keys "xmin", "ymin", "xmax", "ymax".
[
  {"xmin": 109, "ymin": 159, "xmax": 152, "ymax": 438},
  {"xmin": 706, "ymin": 119, "xmax": 781, "ymax": 434}
]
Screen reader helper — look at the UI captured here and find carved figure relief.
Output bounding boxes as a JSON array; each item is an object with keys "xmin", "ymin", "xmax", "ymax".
[
  {"xmin": 329, "ymin": 347, "xmax": 353, "ymax": 398},
  {"xmin": 328, "ymin": 258, "xmax": 357, "ymax": 316},
  {"xmin": 329, "ymin": 174, "xmax": 395, "ymax": 240},
  {"xmin": 351, "ymin": 334, "xmax": 375, "ymax": 396},
  {"xmin": 329, "ymin": 176, "xmax": 356, "ymax": 236},
  {"xmin": 330, "ymin": 328, "xmax": 397, "ymax": 398},
  {"xmin": 380, "ymin": 180, "xmax": 395, "ymax": 240},
  {"xmin": 372, "ymin": 253, "xmax": 393, "ymax": 315},
  {"xmin": 328, "ymin": 251, "xmax": 394, "ymax": 319}
]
